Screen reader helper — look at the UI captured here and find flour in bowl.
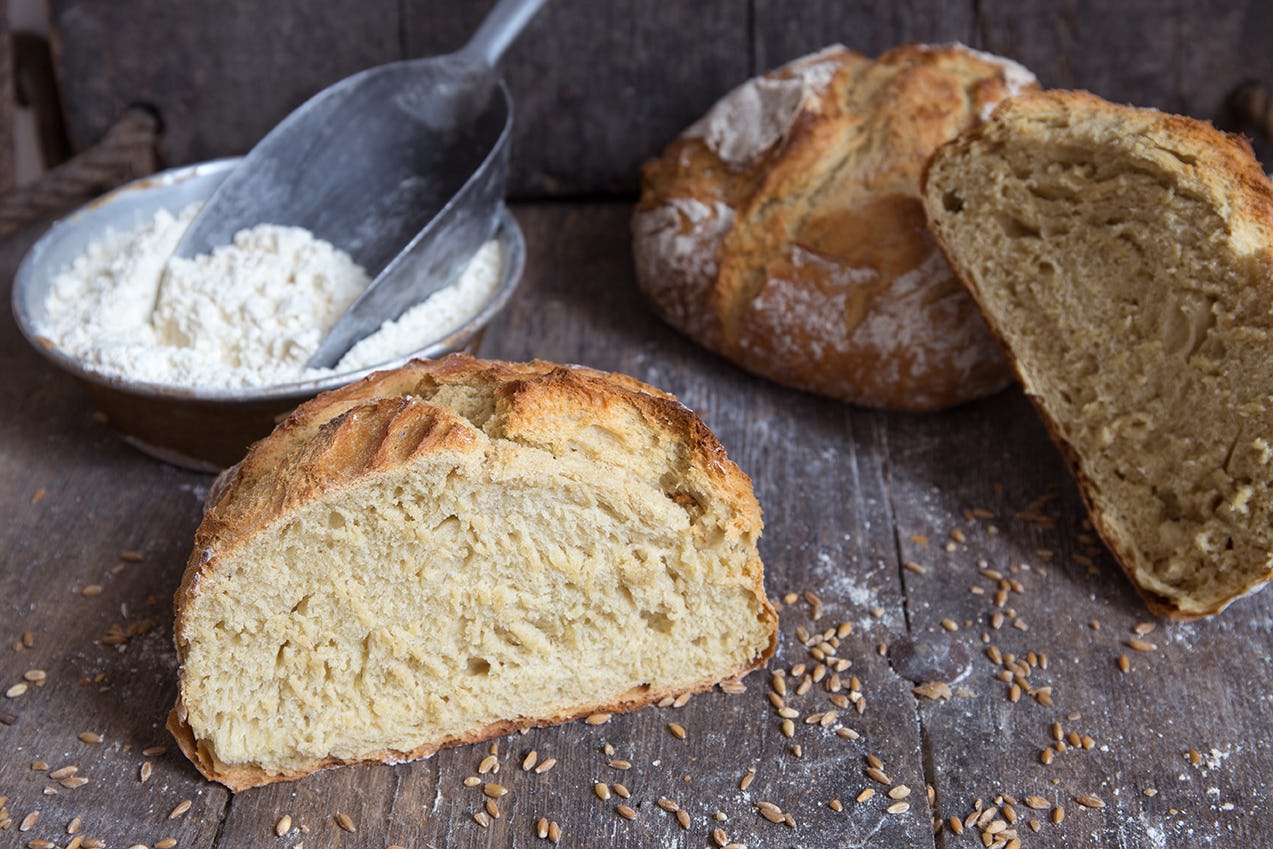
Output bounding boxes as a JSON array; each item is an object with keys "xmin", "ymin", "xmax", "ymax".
[{"xmin": 39, "ymin": 204, "xmax": 504, "ymax": 389}]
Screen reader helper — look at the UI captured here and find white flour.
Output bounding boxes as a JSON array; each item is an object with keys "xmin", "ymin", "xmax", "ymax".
[
  {"xmin": 931, "ymin": 43, "xmax": 1038, "ymax": 120},
  {"xmin": 336, "ymin": 240, "xmax": 501, "ymax": 372},
  {"xmin": 39, "ymin": 205, "xmax": 503, "ymax": 389},
  {"xmin": 684, "ymin": 45, "xmax": 846, "ymax": 168}
]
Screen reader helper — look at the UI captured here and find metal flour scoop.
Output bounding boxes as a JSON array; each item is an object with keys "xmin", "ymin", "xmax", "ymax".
[{"xmin": 167, "ymin": 0, "xmax": 546, "ymax": 369}]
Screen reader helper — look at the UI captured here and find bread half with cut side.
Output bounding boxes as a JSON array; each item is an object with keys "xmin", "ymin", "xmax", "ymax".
[
  {"xmin": 922, "ymin": 89, "xmax": 1273, "ymax": 618},
  {"xmin": 169, "ymin": 353, "xmax": 776, "ymax": 790}
]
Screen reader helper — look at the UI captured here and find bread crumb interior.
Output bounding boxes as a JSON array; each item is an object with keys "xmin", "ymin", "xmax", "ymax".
[
  {"xmin": 181, "ymin": 380, "xmax": 770, "ymax": 775},
  {"xmin": 931, "ymin": 129, "xmax": 1273, "ymax": 614}
]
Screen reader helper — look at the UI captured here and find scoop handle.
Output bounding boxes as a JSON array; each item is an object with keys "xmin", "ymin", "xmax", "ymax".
[{"xmin": 460, "ymin": 0, "xmax": 548, "ymax": 68}]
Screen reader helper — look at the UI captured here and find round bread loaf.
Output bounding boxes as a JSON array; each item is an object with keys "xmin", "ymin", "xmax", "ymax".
[
  {"xmin": 169, "ymin": 354, "xmax": 776, "ymax": 789},
  {"xmin": 633, "ymin": 43, "xmax": 1039, "ymax": 410}
]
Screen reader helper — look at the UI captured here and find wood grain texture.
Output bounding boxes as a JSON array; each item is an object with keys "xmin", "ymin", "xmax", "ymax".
[
  {"xmin": 3, "ymin": 198, "xmax": 1273, "ymax": 847},
  {"xmin": 49, "ymin": 0, "xmax": 400, "ymax": 166},
  {"xmin": 753, "ymin": 0, "xmax": 976, "ymax": 69},
  {"xmin": 0, "ymin": 224, "xmax": 225, "ymax": 848},
  {"xmin": 885, "ymin": 390, "xmax": 1273, "ymax": 847},
  {"xmin": 976, "ymin": 0, "xmax": 1182, "ymax": 111},
  {"xmin": 402, "ymin": 0, "xmax": 752, "ymax": 196},
  {"xmin": 0, "ymin": 0, "xmax": 12, "ymax": 191},
  {"xmin": 47, "ymin": 0, "xmax": 1273, "ymax": 196},
  {"xmin": 1177, "ymin": 1, "xmax": 1273, "ymax": 127}
]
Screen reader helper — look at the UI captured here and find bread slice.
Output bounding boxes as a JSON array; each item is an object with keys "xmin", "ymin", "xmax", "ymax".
[
  {"xmin": 169, "ymin": 354, "xmax": 776, "ymax": 790},
  {"xmin": 922, "ymin": 89, "xmax": 1273, "ymax": 618}
]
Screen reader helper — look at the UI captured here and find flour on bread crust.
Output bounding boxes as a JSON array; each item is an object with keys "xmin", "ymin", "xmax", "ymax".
[{"xmin": 634, "ymin": 43, "xmax": 1038, "ymax": 411}]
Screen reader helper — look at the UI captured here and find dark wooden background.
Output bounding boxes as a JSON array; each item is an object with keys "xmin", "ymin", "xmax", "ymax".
[
  {"xmin": 50, "ymin": 0, "xmax": 1273, "ymax": 197},
  {"xmin": 3, "ymin": 3, "xmax": 1273, "ymax": 849}
]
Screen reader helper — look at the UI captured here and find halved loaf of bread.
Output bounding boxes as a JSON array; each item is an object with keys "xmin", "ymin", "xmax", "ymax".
[
  {"xmin": 169, "ymin": 354, "xmax": 776, "ymax": 790},
  {"xmin": 922, "ymin": 90, "xmax": 1273, "ymax": 618}
]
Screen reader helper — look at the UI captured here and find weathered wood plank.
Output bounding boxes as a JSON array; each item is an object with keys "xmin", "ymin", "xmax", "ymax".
[
  {"xmin": 976, "ymin": 0, "xmax": 1184, "ymax": 113},
  {"xmin": 211, "ymin": 762, "xmax": 402, "ymax": 846},
  {"xmin": 886, "ymin": 390, "xmax": 1273, "ymax": 847},
  {"xmin": 0, "ymin": 224, "xmax": 225, "ymax": 848},
  {"xmin": 753, "ymin": 0, "xmax": 977, "ymax": 70},
  {"xmin": 44, "ymin": 0, "xmax": 1273, "ymax": 199},
  {"xmin": 402, "ymin": 0, "xmax": 752, "ymax": 197},
  {"xmin": 1177, "ymin": 1, "xmax": 1273, "ymax": 131},
  {"xmin": 49, "ymin": 0, "xmax": 401, "ymax": 167},
  {"xmin": 974, "ymin": 0, "xmax": 1273, "ymax": 159},
  {"xmin": 1, "ymin": 0, "xmax": 13, "ymax": 191}
]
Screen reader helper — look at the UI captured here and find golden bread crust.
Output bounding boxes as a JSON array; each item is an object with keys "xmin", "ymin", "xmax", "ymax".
[{"xmin": 167, "ymin": 668, "xmax": 759, "ymax": 792}]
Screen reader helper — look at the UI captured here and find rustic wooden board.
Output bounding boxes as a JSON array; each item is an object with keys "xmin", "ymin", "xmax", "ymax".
[
  {"xmin": 1176, "ymin": 1, "xmax": 1273, "ymax": 126},
  {"xmin": 0, "ymin": 224, "xmax": 226, "ymax": 848},
  {"xmin": 49, "ymin": 0, "xmax": 401, "ymax": 168},
  {"xmin": 47, "ymin": 0, "xmax": 1273, "ymax": 197},
  {"xmin": 402, "ymin": 0, "xmax": 753, "ymax": 197},
  {"xmin": 975, "ymin": 0, "xmax": 1273, "ymax": 125},
  {"xmin": 753, "ymin": 0, "xmax": 976, "ymax": 69},
  {"xmin": 976, "ymin": 1, "xmax": 1182, "ymax": 111},
  {"xmin": 1, "ymin": 203, "xmax": 1272, "ymax": 849},
  {"xmin": 886, "ymin": 392, "xmax": 1273, "ymax": 848},
  {"xmin": 1, "ymin": 0, "xmax": 12, "ymax": 191}
]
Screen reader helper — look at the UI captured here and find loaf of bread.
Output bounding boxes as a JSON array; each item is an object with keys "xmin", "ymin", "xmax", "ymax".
[
  {"xmin": 169, "ymin": 354, "xmax": 777, "ymax": 790},
  {"xmin": 923, "ymin": 89, "xmax": 1273, "ymax": 618},
  {"xmin": 633, "ymin": 43, "xmax": 1039, "ymax": 411}
]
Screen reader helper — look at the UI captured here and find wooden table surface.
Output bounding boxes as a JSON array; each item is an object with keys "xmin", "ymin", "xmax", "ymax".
[{"xmin": 2, "ymin": 203, "xmax": 1271, "ymax": 849}]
